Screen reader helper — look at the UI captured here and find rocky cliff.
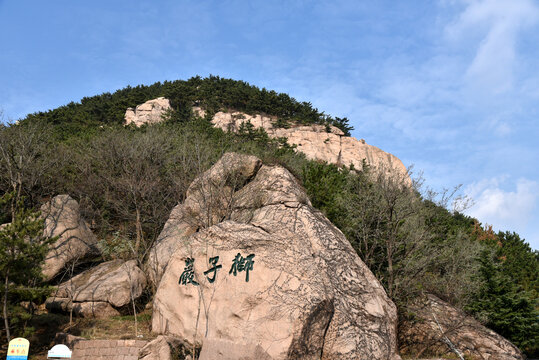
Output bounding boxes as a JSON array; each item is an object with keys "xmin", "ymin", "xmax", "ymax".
[
  {"xmin": 208, "ymin": 109, "xmax": 409, "ymax": 182},
  {"xmin": 124, "ymin": 99, "xmax": 409, "ymax": 183}
]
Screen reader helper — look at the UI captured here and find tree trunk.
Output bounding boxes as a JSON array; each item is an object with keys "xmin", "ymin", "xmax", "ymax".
[
  {"xmin": 432, "ymin": 311, "xmax": 465, "ymax": 360},
  {"xmin": 387, "ymin": 239, "xmax": 394, "ymax": 298},
  {"xmin": 135, "ymin": 207, "xmax": 142, "ymax": 255},
  {"xmin": 131, "ymin": 292, "xmax": 138, "ymax": 337},
  {"xmin": 3, "ymin": 273, "xmax": 11, "ymax": 343},
  {"xmin": 386, "ymin": 206, "xmax": 396, "ymax": 299}
]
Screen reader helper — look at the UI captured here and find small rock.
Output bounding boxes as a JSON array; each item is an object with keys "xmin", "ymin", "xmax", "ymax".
[{"xmin": 54, "ymin": 332, "xmax": 85, "ymax": 348}]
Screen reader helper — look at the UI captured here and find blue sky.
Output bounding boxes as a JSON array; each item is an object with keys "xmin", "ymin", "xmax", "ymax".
[{"xmin": 1, "ymin": 0, "xmax": 538, "ymax": 248}]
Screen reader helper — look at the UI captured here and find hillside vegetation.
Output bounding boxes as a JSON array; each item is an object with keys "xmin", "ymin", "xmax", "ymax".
[{"xmin": 0, "ymin": 76, "xmax": 537, "ymax": 357}]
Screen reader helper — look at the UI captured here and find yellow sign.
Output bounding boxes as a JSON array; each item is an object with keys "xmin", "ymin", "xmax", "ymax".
[{"xmin": 6, "ymin": 337, "xmax": 29, "ymax": 360}]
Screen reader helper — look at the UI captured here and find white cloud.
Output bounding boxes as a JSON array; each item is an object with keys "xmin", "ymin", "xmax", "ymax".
[
  {"xmin": 445, "ymin": 0, "xmax": 539, "ymax": 94},
  {"xmin": 465, "ymin": 177, "xmax": 539, "ymax": 231}
]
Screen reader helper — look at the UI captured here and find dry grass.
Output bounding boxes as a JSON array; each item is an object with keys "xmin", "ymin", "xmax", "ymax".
[{"xmin": 76, "ymin": 312, "xmax": 154, "ymax": 340}]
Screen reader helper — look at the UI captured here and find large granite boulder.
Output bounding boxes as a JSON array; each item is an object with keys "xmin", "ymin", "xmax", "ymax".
[
  {"xmin": 146, "ymin": 152, "xmax": 262, "ymax": 285},
  {"xmin": 41, "ymin": 194, "xmax": 100, "ymax": 281},
  {"xmin": 124, "ymin": 97, "xmax": 171, "ymax": 127},
  {"xmin": 46, "ymin": 259, "xmax": 147, "ymax": 317},
  {"xmin": 399, "ymin": 294, "xmax": 523, "ymax": 360},
  {"xmin": 151, "ymin": 153, "xmax": 400, "ymax": 360}
]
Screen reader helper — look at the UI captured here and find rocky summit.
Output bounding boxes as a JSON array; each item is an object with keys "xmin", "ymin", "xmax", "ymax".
[
  {"xmin": 151, "ymin": 152, "xmax": 401, "ymax": 360},
  {"xmin": 208, "ymin": 109, "xmax": 409, "ymax": 183},
  {"xmin": 125, "ymin": 98, "xmax": 409, "ymax": 183}
]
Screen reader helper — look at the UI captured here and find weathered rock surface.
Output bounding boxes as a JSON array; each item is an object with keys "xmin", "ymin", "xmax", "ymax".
[
  {"xmin": 208, "ymin": 109, "xmax": 410, "ymax": 183},
  {"xmin": 41, "ymin": 194, "xmax": 100, "ymax": 281},
  {"xmin": 46, "ymin": 259, "xmax": 147, "ymax": 317},
  {"xmin": 151, "ymin": 152, "xmax": 400, "ymax": 360},
  {"xmin": 138, "ymin": 335, "xmax": 191, "ymax": 360},
  {"xmin": 399, "ymin": 294, "xmax": 523, "ymax": 360},
  {"xmin": 146, "ymin": 152, "xmax": 262, "ymax": 285},
  {"xmin": 124, "ymin": 97, "xmax": 171, "ymax": 127},
  {"xmin": 54, "ymin": 332, "xmax": 85, "ymax": 349},
  {"xmin": 198, "ymin": 338, "xmax": 273, "ymax": 360},
  {"xmin": 45, "ymin": 298, "xmax": 120, "ymax": 318},
  {"xmin": 124, "ymin": 99, "xmax": 409, "ymax": 182}
]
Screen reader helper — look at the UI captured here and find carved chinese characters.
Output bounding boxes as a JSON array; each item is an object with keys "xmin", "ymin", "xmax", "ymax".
[
  {"xmin": 203, "ymin": 256, "xmax": 222, "ymax": 283},
  {"xmin": 178, "ymin": 253, "xmax": 255, "ymax": 286}
]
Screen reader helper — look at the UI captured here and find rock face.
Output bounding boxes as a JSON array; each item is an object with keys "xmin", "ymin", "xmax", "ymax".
[
  {"xmin": 399, "ymin": 294, "xmax": 523, "ymax": 360},
  {"xmin": 146, "ymin": 152, "xmax": 262, "ymax": 285},
  {"xmin": 123, "ymin": 99, "xmax": 409, "ymax": 182},
  {"xmin": 41, "ymin": 194, "xmax": 100, "ymax": 281},
  {"xmin": 138, "ymin": 335, "xmax": 191, "ymax": 360},
  {"xmin": 124, "ymin": 97, "xmax": 171, "ymax": 127},
  {"xmin": 198, "ymin": 338, "xmax": 273, "ymax": 360},
  {"xmin": 46, "ymin": 259, "xmax": 147, "ymax": 317},
  {"xmin": 208, "ymin": 110, "xmax": 409, "ymax": 183},
  {"xmin": 151, "ymin": 152, "xmax": 400, "ymax": 360}
]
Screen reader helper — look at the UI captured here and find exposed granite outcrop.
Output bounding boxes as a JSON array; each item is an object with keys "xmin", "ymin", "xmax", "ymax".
[
  {"xmin": 399, "ymin": 294, "xmax": 523, "ymax": 360},
  {"xmin": 124, "ymin": 97, "xmax": 171, "ymax": 127},
  {"xmin": 151, "ymin": 152, "xmax": 401, "ymax": 360},
  {"xmin": 124, "ymin": 99, "xmax": 409, "ymax": 183}
]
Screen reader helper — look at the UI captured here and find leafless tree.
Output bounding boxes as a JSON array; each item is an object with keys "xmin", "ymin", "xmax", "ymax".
[
  {"xmin": 62, "ymin": 255, "xmax": 83, "ymax": 327},
  {"xmin": 0, "ymin": 120, "xmax": 55, "ymax": 217},
  {"xmin": 337, "ymin": 163, "xmax": 481, "ymax": 306}
]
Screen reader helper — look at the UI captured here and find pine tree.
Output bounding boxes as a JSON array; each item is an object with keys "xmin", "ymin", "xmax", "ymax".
[
  {"xmin": 466, "ymin": 249, "xmax": 539, "ymax": 357},
  {"xmin": 0, "ymin": 192, "xmax": 53, "ymax": 342}
]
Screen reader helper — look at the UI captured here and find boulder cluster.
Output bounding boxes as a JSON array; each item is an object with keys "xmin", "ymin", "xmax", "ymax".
[
  {"xmin": 124, "ymin": 97, "xmax": 171, "ymax": 127},
  {"xmin": 41, "ymin": 195, "xmax": 148, "ymax": 318}
]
